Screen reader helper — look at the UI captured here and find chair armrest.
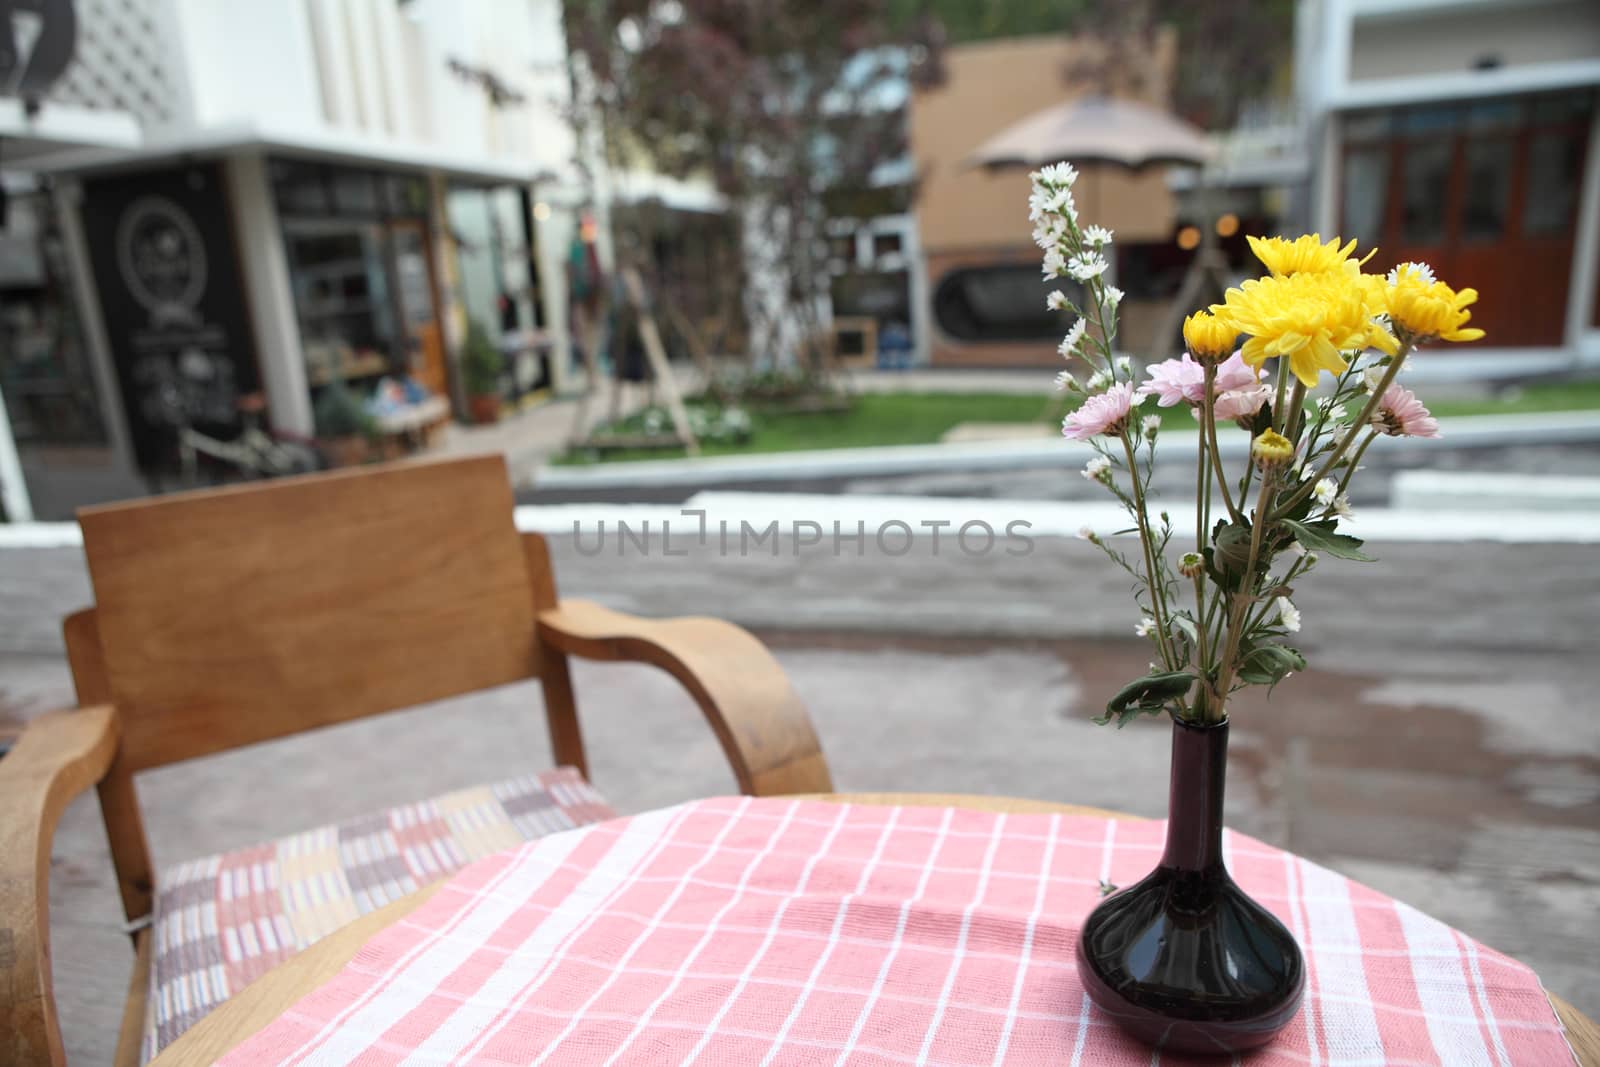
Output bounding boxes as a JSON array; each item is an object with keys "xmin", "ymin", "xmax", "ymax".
[
  {"xmin": 1, "ymin": 705, "xmax": 121, "ymax": 1067},
  {"xmin": 538, "ymin": 600, "xmax": 832, "ymax": 797}
]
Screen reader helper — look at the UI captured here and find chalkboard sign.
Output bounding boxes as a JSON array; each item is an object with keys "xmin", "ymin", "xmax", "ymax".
[{"xmin": 80, "ymin": 163, "xmax": 260, "ymax": 470}]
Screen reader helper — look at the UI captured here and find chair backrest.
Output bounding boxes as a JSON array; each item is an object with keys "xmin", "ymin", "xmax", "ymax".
[{"xmin": 74, "ymin": 455, "xmax": 541, "ymax": 773}]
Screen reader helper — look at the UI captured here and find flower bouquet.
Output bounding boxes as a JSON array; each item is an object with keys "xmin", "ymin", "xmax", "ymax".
[{"xmin": 1029, "ymin": 161, "xmax": 1484, "ymax": 1053}]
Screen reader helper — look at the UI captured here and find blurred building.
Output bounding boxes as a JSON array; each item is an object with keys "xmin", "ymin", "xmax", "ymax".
[
  {"xmin": 1298, "ymin": 0, "xmax": 1600, "ymax": 369},
  {"xmin": 907, "ymin": 33, "xmax": 1185, "ymax": 368},
  {"xmin": 1, "ymin": 0, "xmax": 587, "ymax": 519}
]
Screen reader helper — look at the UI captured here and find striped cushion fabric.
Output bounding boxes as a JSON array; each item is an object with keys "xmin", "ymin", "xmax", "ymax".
[{"xmin": 140, "ymin": 767, "xmax": 614, "ymax": 1062}]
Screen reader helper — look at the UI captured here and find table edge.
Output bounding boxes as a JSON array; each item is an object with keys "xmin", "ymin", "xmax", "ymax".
[{"xmin": 147, "ymin": 793, "xmax": 1598, "ymax": 1067}]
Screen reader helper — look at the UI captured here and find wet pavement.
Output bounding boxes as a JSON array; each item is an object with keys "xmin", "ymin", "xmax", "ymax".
[{"xmin": 3, "ymin": 530, "xmax": 1597, "ymax": 1061}]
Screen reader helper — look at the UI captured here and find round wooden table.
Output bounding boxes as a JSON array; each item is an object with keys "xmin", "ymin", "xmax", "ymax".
[{"xmin": 150, "ymin": 794, "xmax": 1600, "ymax": 1066}]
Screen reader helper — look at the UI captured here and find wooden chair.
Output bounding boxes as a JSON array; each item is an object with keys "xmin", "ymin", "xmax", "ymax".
[{"xmin": 0, "ymin": 455, "xmax": 831, "ymax": 1066}]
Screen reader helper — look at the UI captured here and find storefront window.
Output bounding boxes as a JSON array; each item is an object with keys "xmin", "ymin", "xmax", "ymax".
[
  {"xmin": 283, "ymin": 223, "xmax": 401, "ymax": 387},
  {"xmin": 0, "ymin": 191, "xmax": 108, "ymax": 448},
  {"xmin": 933, "ymin": 265, "xmax": 1073, "ymax": 343}
]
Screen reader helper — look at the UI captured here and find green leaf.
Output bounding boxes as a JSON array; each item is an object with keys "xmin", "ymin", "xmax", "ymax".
[
  {"xmin": 1283, "ymin": 518, "xmax": 1375, "ymax": 562},
  {"xmin": 1168, "ymin": 614, "xmax": 1200, "ymax": 659},
  {"xmin": 1101, "ymin": 671, "xmax": 1196, "ymax": 725},
  {"xmin": 1212, "ymin": 521, "xmax": 1254, "ymax": 575},
  {"xmin": 1236, "ymin": 644, "xmax": 1307, "ymax": 688}
]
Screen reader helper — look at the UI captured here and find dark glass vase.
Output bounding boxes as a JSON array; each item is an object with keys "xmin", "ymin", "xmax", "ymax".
[{"xmin": 1074, "ymin": 717, "xmax": 1305, "ymax": 1055}]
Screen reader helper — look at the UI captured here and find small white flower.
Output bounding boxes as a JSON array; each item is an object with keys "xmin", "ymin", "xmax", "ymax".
[
  {"xmin": 1083, "ymin": 225, "xmax": 1114, "ymax": 248},
  {"xmin": 1058, "ymin": 319, "xmax": 1087, "ymax": 359},
  {"xmin": 1054, "ymin": 370, "xmax": 1078, "ymax": 392},
  {"xmin": 1142, "ymin": 414, "xmax": 1161, "ymax": 437},
  {"xmin": 1085, "ymin": 369, "xmax": 1110, "ymax": 393},
  {"xmin": 1067, "ymin": 252, "xmax": 1109, "ymax": 281},
  {"xmin": 1114, "ymin": 355, "xmax": 1133, "ymax": 377},
  {"xmin": 1387, "ymin": 261, "xmax": 1436, "ymax": 286},
  {"xmin": 1332, "ymin": 493, "xmax": 1354, "ymax": 518},
  {"xmin": 1082, "ymin": 455, "xmax": 1111, "ymax": 481},
  {"xmin": 1312, "ymin": 478, "xmax": 1337, "ymax": 506},
  {"xmin": 1299, "ymin": 465, "xmax": 1316, "ymax": 483},
  {"xmin": 1288, "ymin": 540, "xmax": 1308, "ymax": 558},
  {"xmin": 1275, "ymin": 597, "xmax": 1302, "ymax": 633},
  {"xmin": 1033, "ymin": 161, "xmax": 1079, "ymax": 186},
  {"xmin": 1134, "ymin": 617, "xmax": 1156, "ymax": 638},
  {"xmin": 1046, "ymin": 290, "xmax": 1069, "ymax": 312},
  {"xmin": 1362, "ymin": 366, "xmax": 1387, "ymax": 394},
  {"xmin": 1102, "ymin": 285, "xmax": 1124, "ymax": 310},
  {"xmin": 1032, "ymin": 219, "xmax": 1065, "ymax": 250},
  {"xmin": 1077, "ymin": 525, "xmax": 1096, "ymax": 541},
  {"xmin": 1042, "ymin": 249, "xmax": 1067, "ymax": 279}
]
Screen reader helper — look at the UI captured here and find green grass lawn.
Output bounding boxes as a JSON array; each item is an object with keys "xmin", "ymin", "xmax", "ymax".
[{"xmin": 554, "ymin": 379, "xmax": 1600, "ymax": 465}]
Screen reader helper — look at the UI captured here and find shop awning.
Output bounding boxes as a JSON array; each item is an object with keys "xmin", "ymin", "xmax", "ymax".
[
  {"xmin": 0, "ymin": 98, "xmax": 142, "ymax": 165},
  {"xmin": 18, "ymin": 118, "xmax": 545, "ymax": 185}
]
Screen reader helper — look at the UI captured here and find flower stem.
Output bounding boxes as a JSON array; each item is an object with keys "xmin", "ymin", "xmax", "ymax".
[
  {"xmin": 1273, "ymin": 342, "xmax": 1413, "ymax": 521},
  {"xmin": 1337, "ymin": 429, "xmax": 1380, "ymax": 497},
  {"xmin": 1210, "ymin": 467, "xmax": 1278, "ymax": 718},
  {"xmin": 1121, "ymin": 430, "xmax": 1176, "ymax": 669},
  {"xmin": 1202, "ymin": 365, "xmax": 1244, "ymax": 525}
]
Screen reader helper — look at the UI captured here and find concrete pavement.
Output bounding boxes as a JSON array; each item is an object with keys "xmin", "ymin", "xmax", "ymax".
[{"xmin": 3, "ymin": 529, "xmax": 1597, "ymax": 1061}]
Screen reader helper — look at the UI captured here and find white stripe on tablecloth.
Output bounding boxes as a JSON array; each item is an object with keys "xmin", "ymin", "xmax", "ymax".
[
  {"xmin": 1458, "ymin": 929, "xmax": 1512, "ymax": 1067},
  {"xmin": 1071, "ymin": 817, "xmax": 1119, "ymax": 1067},
  {"xmin": 1300, "ymin": 858, "xmax": 1384, "ymax": 1063},
  {"xmin": 681, "ymin": 802, "xmax": 853, "ymax": 1065},
  {"xmin": 991, "ymin": 812, "xmax": 1060, "ymax": 1065},
  {"xmin": 1396, "ymin": 900, "xmax": 1496, "ymax": 1066},
  {"xmin": 831, "ymin": 807, "xmax": 956, "ymax": 1067},
  {"xmin": 916, "ymin": 813, "xmax": 1008, "ymax": 1064},
  {"xmin": 403, "ymin": 801, "xmax": 708, "ymax": 1066},
  {"xmin": 280, "ymin": 819, "xmax": 595, "ymax": 1066},
  {"xmin": 1284, "ymin": 848, "xmax": 1322, "ymax": 1067},
  {"xmin": 598, "ymin": 799, "xmax": 804, "ymax": 1064},
  {"xmin": 514, "ymin": 798, "xmax": 760, "ymax": 1066},
  {"xmin": 756, "ymin": 806, "xmax": 905, "ymax": 1067}
]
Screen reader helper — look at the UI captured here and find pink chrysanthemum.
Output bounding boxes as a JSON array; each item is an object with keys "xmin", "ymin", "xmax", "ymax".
[
  {"xmin": 1063, "ymin": 382, "xmax": 1138, "ymax": 440},
  {"xmin": 1213, "ymin": 386, "xmax": 1272, "ymax": 423},
  {"xmin": 1213, "ymin": 350, "xmax": 1266, "ymax": 393},
  {"xmin": 1373, "ymin": 383, "xmax": 1440, "ymax": 438},
  {"xmin": 1138, "ymin": 355, "xmax": 1205, "ymax": 407}
]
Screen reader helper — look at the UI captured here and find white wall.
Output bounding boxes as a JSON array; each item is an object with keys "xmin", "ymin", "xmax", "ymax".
[
  {"xmin": 166, "ymin": 0, "xmax": 325, "ymax": 133},
  {"xmin": 1348, "ymin": 0, "xmax": 1600, "ymax": 82}
]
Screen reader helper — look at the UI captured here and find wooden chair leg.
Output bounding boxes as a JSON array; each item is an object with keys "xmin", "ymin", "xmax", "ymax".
[{"xmin": 113, "ymin": 928, "xmax": 152, "ymax": 1067}]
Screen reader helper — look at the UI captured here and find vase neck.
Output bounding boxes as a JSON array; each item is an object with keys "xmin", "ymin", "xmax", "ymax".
[{"xmin": 1161, "ymin": 717, "xmax": 1229, "ymax": 872}]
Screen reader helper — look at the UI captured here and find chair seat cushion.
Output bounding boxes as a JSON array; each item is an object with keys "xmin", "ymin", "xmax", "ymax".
[{"xmin": 140, "ymin": 767, "xmax": 614, "ymax": 1062}]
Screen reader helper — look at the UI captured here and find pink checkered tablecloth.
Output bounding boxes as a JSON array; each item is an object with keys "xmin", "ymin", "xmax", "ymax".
[{"xmin": 219, "ymin": 797, "xmax": 1577, "ymax": 1066}]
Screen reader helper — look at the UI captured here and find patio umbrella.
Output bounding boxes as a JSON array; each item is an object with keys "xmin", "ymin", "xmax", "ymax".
[
  {"xmin": 968, "ymin": 94, "xmax": 1213, "ymax": 171},
  {"xmin": 968, "ymin": 95, "xmax": 1221, "ymax": 371}
]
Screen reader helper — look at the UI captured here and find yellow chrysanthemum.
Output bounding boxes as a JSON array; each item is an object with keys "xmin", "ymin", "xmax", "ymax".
[
  {"xmin": 1217, "ymin": 272, "xmax": 1398, "ymax": 388},
  {"xmin": 1386, "ymin": 264, "xmax": 1486, "ymax": 344},
  {"xmin": 1250, "ymin": 429, "xmax": 1295, "ymax": 468},
  {"xmin": 1182, "ymin": 310, "xmax": 1238, "ymax": 362},
  {"xmin": 1247, "ymin": 234, "xmax": 1373, "ymax": 278}
]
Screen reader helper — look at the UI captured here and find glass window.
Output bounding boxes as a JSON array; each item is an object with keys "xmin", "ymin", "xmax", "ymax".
[
  {"xmin": 270, "ymin": 159, "xmax": 330, "ymax": 216},
  {"xmin": 385, "ymin": 174, "xmax": 429, "ymax": 218},
  {"xmin": 1400, "ymin": 140, "xmax": 1451, "ymax": 245},
  {"xmin": 1401, "ymin": 106, "xmax": 1461, "ymax": 137},
  {"xmin": 1344, "ymin": 111, "xmax": 1391, "ymax": 142},
  {"xmin": 933, "ymin": 265, "xmax": 1076, "ymax": 343},
  {"xmin": 331, "ymin": 169, "xmax": 380, "ymax": 216},
  {"xmin": 0, "ymin": 193, "xmax": 108, "ymax": 447},
  {"xmin": 1341, "ymin": 146, "xmax": 1389, "ymax": 248},
  {"xmin": 282, "ymin": 223, "xmax": 400, "ymax": 388},
  {"xmin": 1522, "ymin": 131, "xmax": 1585, "ymax": 237},
  {"xmin": 1530, "ymin": 91, "xmax": 1594, "ymax": 125},
  {"xmin": 1465, "ymin": 100, "xmax": 1521, "ymax": 131},
  {"xmin": 1461, "ymin": 139, "xmax": 1513, "ymax": 242}
]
